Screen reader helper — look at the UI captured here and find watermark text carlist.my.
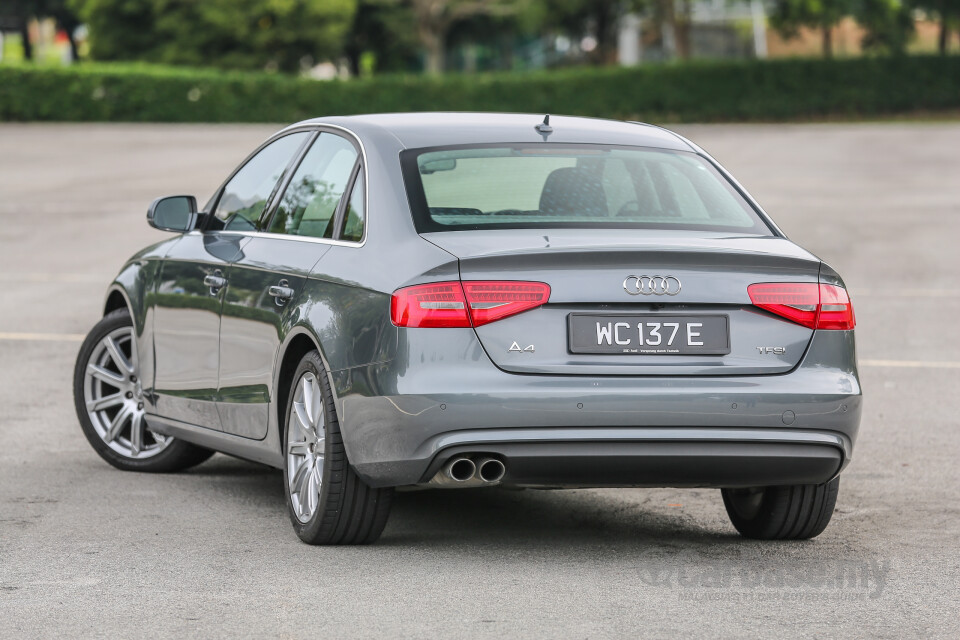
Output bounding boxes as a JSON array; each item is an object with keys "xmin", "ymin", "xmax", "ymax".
[{"xmin": 637, "ymin": 551, "xmax": 891, "ymax": 600}]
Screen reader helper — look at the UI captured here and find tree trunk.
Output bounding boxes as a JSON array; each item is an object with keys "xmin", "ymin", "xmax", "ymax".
[
  {"xmin": 592, "ymin": 1, "xmax": 616, "ymax": 65},
  {"xmin": 676, "ymin": 0, "xmax": 693, "ymax": 60},
  {"xmin": 500, "ymin": 33, "xmax": 513, "ymax": 71},
  {"xmin": 420, "ymin": 25, "xmax": 445, "ymax": 74},
  {"xmin": 67, "ymin": 31, "xmax": 79, "ymax": 62},
  {"xmin": 822, "ymin": 25, "xmax": 833, "ymax": 58},
  {"xmin": 938, "ymin": 18, "xmax": 948, "ymax": 55},
  {"xmin": 19, "ymin": 19, "xmax": 32, "ymax": 61},
  {"xmin": 660, "ymin": 0, "xmax": 677, "ymax": 60},
  {"xmin": 424, "ymin": 38, "xmax": 444, "ymax": 74},
  {"xmin": 345, "ymin": 49, "xmax": 361, "ymax": 77}
]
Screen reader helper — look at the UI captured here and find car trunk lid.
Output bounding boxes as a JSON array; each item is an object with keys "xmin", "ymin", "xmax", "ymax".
[{"xmin": 421, "ymin": 229, "xmax": 822, "ymax": 376}]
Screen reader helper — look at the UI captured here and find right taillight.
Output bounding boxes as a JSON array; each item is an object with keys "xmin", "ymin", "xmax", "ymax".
[
  {"xmin": 748, "ymin": 283, "xmax": 855, "ymax": 330},
  {"xmin": 816, "ymin": 283, "xmax": 856, "ymax": 330}
]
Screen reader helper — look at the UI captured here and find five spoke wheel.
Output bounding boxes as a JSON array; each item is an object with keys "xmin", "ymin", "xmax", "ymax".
[{"xmin": 286, "ymin": 372, "xmax": 326, "ymax": 523}]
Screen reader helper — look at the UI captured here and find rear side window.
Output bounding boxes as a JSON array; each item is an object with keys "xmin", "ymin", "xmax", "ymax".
[
  {"xmin": 213, "ymin": 132, "xmax": 310, "ymax": 231},
  {"xmin": 339, "ymin": 172, "xmax": 365, "ymax": 242},
  {"xmin": 401, "ymin": 145, "xmax": 771, "ymax": 235},
  {"xmin": 268, "ymin": 133, "xmax": 358, "ymax": 239}
]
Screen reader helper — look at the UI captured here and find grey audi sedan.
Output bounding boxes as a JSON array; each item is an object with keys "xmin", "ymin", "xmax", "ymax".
[{"xmin": 73, "ymin": 113, "xmax": 860, "ymax": 545}]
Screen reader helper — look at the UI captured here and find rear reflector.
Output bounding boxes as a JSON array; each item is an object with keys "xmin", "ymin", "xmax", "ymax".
[
  {"xmin": 391, "ymin": 281, "xmax": 550, "ymax": 328},
  {"xmin": 748, "ymin": 283, "xmax": 855, "ymax": 330}
]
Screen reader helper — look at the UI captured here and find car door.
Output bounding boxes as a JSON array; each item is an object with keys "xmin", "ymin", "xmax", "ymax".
[
  {"xmin": 217, "ymin": 131, "xmax": 361, "ymax": 439},
  {"xmin": 151, "ymin": 131, "xmax": 311, "ymax": 429}
]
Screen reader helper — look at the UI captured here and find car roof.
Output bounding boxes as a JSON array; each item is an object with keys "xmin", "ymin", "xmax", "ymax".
[{"xmin": 287, "ymin": 112, "xmax": 694, "ymax": 152}]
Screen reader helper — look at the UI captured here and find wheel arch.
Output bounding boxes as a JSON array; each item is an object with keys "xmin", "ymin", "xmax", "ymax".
[
  {"xmin": 274, "ymin": 326, "xmax": 340, "ymax": 457},
  {"xmin": 104, "ymin": 286, "xmax": 132, "ymax": 317},
  {"xmin": 103, "ymin": 279, "xmax": 148, "ymax": 339},
  {"xmin": 102, "ymin": 259, "xmax": 153, "ymax": 330}
]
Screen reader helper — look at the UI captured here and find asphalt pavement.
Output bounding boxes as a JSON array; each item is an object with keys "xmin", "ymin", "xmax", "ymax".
[{"xmin": 0, "ymin": 122, "xmax": 958, "ymax": 639}]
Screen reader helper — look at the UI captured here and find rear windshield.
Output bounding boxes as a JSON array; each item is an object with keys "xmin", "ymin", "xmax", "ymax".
[{"xmin": 400, "ymin": 144, "xmax": 772, "ymax": 235}]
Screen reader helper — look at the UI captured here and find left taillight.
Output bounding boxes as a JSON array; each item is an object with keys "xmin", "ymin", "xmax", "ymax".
[
  {"xmin": 747, "ymin": 282, "xmax": 855, "ymax": 330},
  {"xmin": 391, "ymin": 280, "xmax": 550, "ymax": 328}
]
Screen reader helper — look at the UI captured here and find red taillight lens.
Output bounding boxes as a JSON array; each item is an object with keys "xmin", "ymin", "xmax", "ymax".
[
  {"xmin": 461, "ymin": 281, "xmax": 551, "ymax": 326},
  {"xmin": 747, "ymin": 283, "xmax": 820, "ymax": 328},
  {"xmin": 390, "ymin": 281, "xmax": 471, "ymax": 328},
  {"xmin": 748, "ymin": 283, "xmax": 855, "ymax": 330},
  {"xmin": 391, "ymin": 280, "xmax": 550, "ymax": 328},
  {"xmin": 817, "ymin": 284, "xmax": 856, "ymax": 330}
]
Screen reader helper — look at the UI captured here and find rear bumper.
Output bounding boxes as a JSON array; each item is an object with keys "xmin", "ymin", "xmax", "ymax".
[
  {"xmin": 416, "ymin": 429, "xmax": 847, "ymax": 489},
  {"xmin": 333, "ymin": 330, "xmax": 861, "ymax": 488},
  {"xmin": 349, "ymin": 426, "xmax": 849, "ymax": 489}
]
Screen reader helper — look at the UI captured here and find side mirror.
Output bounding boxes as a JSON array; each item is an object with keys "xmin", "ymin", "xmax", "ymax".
[{"xmin": 147, "ymin": 195, "xmax": 198, "ymax": 232}]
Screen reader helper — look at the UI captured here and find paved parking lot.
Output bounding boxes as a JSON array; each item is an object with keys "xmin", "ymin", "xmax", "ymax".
[{"xmin": 1, "ymin": 122, "xmax": 958, "ymax": 638}]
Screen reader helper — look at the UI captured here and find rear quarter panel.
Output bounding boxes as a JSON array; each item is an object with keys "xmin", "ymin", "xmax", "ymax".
[{"xmin": 297, "ymin": 124, "xmax": 464, "ymax": 443}]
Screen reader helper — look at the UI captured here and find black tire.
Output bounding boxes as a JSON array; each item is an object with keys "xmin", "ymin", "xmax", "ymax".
[
  {"xmin": 73, "ymin": 308, "xmax": 214, "ymax": 473},
  {"xmin": 283, "ymin": 351, "xmax": 393, "ymax": 545},
  {"xmin": 722, "ymin": 478, "xmax": 840, "ymax": 540}
]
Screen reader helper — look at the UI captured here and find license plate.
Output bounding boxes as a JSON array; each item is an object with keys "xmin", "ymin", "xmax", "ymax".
[{"xmin": 568, "ymin": 314, "xmax": 730, "ymax": 355}]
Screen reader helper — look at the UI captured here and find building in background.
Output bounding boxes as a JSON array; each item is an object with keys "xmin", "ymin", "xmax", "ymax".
[{"xmin": 618, "ymin": 0, "xmax": 767, "ymax": 64}]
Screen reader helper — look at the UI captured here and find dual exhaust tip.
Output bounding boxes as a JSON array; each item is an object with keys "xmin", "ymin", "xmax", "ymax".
[{"xmin": 430, "ymin": 456, "xmax": 506, "ymax": 487}]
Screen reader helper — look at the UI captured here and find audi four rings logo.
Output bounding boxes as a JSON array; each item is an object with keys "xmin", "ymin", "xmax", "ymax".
[{"xmin": 623, "ymin": 275, "xmax": 682, "ymax": 296}]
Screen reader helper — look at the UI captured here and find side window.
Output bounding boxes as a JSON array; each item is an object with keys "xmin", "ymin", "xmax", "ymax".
[
  {"xmin": 339, "ymin": 172, "xmax": 365, "ymax": 242},
  {"xmin": 213, "ymin": 132, "xmax": 309, "ymax": 231},
  {"xmin": 268, "ymin": 133, "xmax": 358, "ymax": 239}
]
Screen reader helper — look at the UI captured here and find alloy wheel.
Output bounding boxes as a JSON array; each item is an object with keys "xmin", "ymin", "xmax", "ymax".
[
  {"xmin": 82, "ymin": 326, "xmax": 170, "ymax": 459},
  {"xmin": 286, "ymin": 372, "xmax": 326, "ymax": 523}
]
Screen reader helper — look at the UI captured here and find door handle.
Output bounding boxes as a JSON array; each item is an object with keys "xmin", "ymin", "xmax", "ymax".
[
  {"xmin": 269, "ymin": 280, "xmax": 294, "ymax": 306},
  {"xmin": 204, "ymin": 274, "xmax": 227, "ymax": 293}
]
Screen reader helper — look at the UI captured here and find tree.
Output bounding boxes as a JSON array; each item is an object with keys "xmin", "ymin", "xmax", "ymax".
[
  {"xmin": 69, "ymin": 0, "xmax": 357, "ymax": 72},
  {"xmin": 0, "ymin": 1, "xmax": 35, "ymax": 60},
  {"xmin": 912, "ymin": 0, "xmax": 960, "ymax": 53},
  {"xmin": 1, "ymin": 0, "xmax": 81, "ymax": 61},
  {"xmin": 769, "ymin": 0, "xmax": 856, "ymax": 57},
  {"xmin": 68, "ymin": 0, "xmax": 153, "ymax": 62},
  {"xmin": 11, "ymin": 1, "xmax": 35, "ymax": 60},
  {"xmin": 648, "ymin": 0, "xmax": 683, "ymax": 60},
  {"xmin": 533, "ymin": 0, "xmax": 649, "ymax": 64},
  {"xmin": 406, "ymin": 0, "xmax": 515, "ymax": 74},
  {"xmin": 854, "ymin": 0, "xmax": 914, "ymax": 54},
  {"xmin": 344, "ymin": 0, "xmax": 420, "ymax": 74}
]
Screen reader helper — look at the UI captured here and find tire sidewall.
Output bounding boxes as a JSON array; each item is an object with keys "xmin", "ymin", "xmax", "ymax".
[
  {"xmin": 283, "ymin": 351, "xmax": 338, "ymax": 541},
  {"xmin": 722, "ymin": 479, "xmax": 839, "ymax": 540}
]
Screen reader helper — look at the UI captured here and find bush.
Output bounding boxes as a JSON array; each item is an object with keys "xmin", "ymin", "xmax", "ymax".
[{"xmin": 1, "ymin": 56, "xmax": 959, "ymax": 123}]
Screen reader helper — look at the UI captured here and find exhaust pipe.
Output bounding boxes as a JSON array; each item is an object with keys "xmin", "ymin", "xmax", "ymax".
[
  {"xmin": 426, "ymin": 455, "xmax": 506, "ymax": 487},
  {"xmin": 446, "ymin": 457, "xmax": 476, "ymax": 482},
  {"xmin": 476, "ymin": 457, "xmax": 506, "ymax": 483},
  {"xmin": 428, "ymin": 457, "xmax": 476, "ymax": 486}
]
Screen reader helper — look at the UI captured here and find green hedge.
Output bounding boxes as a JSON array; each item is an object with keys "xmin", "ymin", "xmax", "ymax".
[{"xmin": 2, "ymin": 56, "xmax": 959, "ymax": 123}]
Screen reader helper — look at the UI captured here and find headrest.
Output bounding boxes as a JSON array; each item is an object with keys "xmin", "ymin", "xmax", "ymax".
[{"xmin": 539, "ymin": 167, "xmax": 607, "ymax": 217}]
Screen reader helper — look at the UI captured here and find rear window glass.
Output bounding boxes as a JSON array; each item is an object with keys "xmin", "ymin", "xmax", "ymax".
[{"xmin": 401, "ymin": 145, "xmax": 771, "ymax": 235}]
